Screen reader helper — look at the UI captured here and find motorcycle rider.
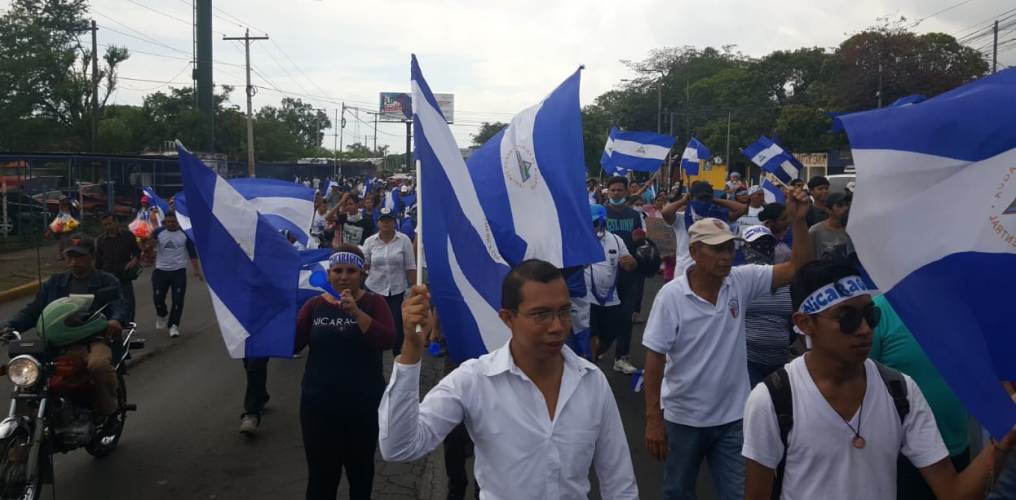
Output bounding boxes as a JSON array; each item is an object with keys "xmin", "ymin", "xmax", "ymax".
[{"xmin": 4, "ymin": 235, "xmax": 128, "ymax": 427}]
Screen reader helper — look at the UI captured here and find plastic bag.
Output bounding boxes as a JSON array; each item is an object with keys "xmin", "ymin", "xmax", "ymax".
[
  {"xmin": 128, "ymin": 217, "xmax": 153, "ymax": 239},
  {"xmin": 49, "ymin": 213, "xmax": 79, "ymax": 234}
]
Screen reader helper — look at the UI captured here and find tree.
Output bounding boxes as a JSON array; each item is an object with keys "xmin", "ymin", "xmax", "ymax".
[
  {"xmin": 257, "ymin": 98, "xmax": 330, "ymax": 150},
  {"xmin": 0, "ymin": 0, "xmax": 130, "ymax": 151},
  {"xmin": 471, "ymin": 122, "xmax": 508, "ymax": 147},
  {"xmin": 823, "ymin": 18, "xmax": 988, "ymax": 111}
]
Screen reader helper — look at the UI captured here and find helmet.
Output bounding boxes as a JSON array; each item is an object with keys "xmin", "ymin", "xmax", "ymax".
[
  {"xmin": 590, "ymin": 204, "xmax": 607, "ymax": 224},
  {"xmin": 36, "ymin": 296, "xmax": 108, "ymax": 347}
]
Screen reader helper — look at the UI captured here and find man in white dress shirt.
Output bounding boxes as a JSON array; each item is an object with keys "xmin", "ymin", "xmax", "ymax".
[{"xmin": 378, "ymin": 259, "xmax": 639, "ymax": 500}]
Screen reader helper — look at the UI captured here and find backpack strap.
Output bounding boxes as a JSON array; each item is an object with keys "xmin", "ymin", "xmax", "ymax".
[
  {"xmin": 763, "ymin": 367, "xmax": 793, "ymax": 500},
  {"xmin": 873, "ymin": 361, "xmax": 910, "ymax": 425}
]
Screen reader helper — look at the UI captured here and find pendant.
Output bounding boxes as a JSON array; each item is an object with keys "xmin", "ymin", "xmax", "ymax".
[{"xmin": 852, "ymin": 436, "xmax": 866, "ymax": 449}]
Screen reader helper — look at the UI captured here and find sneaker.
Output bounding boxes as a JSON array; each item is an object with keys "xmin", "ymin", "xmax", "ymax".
[
  {"xmin": 169, "ymin": 325, "xmax": 180, "ymax": 338},
  {"xmin": 613, "ymin": 357, "xmax": 638, "ymax": 374},
  {"xmin": 155, "ymin": 315, "xmax": 168, "ymax": 330},
  {"xmin": 239, "ymin": 414, "xmax": 259, "ymax": 436}
]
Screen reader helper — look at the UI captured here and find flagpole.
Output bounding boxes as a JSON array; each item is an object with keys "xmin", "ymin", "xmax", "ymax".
[{"xmin": 415, "ymin": 156, "xmax": 423, "ymax": 288}]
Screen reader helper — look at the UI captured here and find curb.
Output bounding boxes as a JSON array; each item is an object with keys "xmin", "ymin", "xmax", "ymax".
[{"xmin": 0, "ymin": 280, "xmax": 41, "ymax": 304}]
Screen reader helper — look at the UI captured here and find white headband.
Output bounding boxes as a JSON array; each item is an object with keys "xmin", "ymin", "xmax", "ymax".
[{"xmin": 798, "ymin": 275, "xmax": 873, "ymax": 315}]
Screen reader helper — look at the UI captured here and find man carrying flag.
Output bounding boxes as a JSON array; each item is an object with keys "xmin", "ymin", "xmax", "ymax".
[{"xmin": 379, "ymin": 55, "xmax": 635, "ymax": 500}]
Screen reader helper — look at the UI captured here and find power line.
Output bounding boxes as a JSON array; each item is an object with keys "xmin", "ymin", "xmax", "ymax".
[
  {"xmin": 256, "ymin": 43, "xmax": 313, "ymax": 96},
  {"xmin": 912, "ymin": 0, "xmax": 981, "ymax": 27}
]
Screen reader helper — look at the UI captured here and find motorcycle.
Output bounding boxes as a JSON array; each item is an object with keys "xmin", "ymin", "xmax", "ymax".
[{"xmin": 0, "ymin": 295, "xmax": 144, "ymax": 500}]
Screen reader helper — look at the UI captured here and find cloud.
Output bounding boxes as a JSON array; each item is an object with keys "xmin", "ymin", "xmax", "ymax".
[{"xmin": 87, "ymin": 0, "xmax": 1016, "ymax": 153}]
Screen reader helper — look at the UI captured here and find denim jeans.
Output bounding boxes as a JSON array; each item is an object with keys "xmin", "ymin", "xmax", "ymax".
[
  {"xmin": 989, "ymin": 451, "xmax": 1016, "ymax": 500},
  {"xmin": 243, "ymin": 358, "xmax": 269, "ymax": 417},
  {"xmin": 663, "ymin": 419, "xmax": 745, "ymax": 500}
]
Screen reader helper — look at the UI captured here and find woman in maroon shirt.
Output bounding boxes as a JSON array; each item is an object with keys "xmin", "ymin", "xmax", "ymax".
[{"xmin": 295, "ymin": 244, "xmax": 394, "ymax": 500}]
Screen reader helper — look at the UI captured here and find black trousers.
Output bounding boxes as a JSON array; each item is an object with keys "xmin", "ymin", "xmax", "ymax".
[
  {"xmin": 152, "ymin": 268, "xmax": 187, "ymax": 327},
  {"xmin": 444, "ymin": 422, "xmax": 478, "ymax": 500},
  {"xmin": 590, "ymin": 304, "xmax": 628, "ymax": 359},
  {"xmin": 242, "ymin": 358, "xmax": 269, "ymax": 417},
  {"xmin": 301, "ymin": 404, "xmax": 378, "ymax": 500},
  {"xmin": 119, "ymin": 279, "xmax": 135, "ymax": 323},
  {"xmin": 615, "ymin": 269, "xmax": 643, "ymax": 358},
  {"xmin": 385, "ymin": 292, "xmax": 405, "ymax": 356}
]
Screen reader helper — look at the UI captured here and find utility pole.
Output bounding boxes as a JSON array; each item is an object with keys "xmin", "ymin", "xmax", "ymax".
[
  {"xmin": 877, "ymin": 63, "xmax": 884, "ymax": 108},
  {"xmin": 196, "ymin": 0, "xmax": 214, "ymax": 151},
  {"xmin": 90, "ymin": 21, "xmax": 99, "ymax": 152},
  {"xmin": 333, "ymin": 108, "xmax": 339, "ymax": 173},
  {"xmin": 725, "ymin": 112, "xmax": 731, "ymax": 172},
  {"xmin": 223, "ymin": 29, "xmax": 269, "ymax": 177},
  {"xmin": 656, "ymin": 83, "xmax": 662, "ymax": 134},
  {"xmin": 373, "ymin": 112, "xmax": 378, "ymax": 152},
  {"xmin": 991, "ymin": 19, "xmax": 999, "ymax": 73},
  {"xmin": 684, "ymin": 80, "xmax": 690, "ymax": 139}
]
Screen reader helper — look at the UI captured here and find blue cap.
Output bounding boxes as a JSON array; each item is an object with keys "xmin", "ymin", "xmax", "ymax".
[{"xmin": 590, "ymin": 204, "xmax": 607, "ymax": 224}]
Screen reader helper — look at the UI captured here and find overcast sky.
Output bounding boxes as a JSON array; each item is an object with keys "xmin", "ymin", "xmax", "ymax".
[{"xmin": 22, "ymin": 0, "xmax": 1016, "ymax": 153}]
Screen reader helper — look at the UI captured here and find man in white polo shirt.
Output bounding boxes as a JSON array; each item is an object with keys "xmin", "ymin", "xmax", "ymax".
[{"xmin": 642, "ymin": 186, "xmax": 813, "ymax": 500}]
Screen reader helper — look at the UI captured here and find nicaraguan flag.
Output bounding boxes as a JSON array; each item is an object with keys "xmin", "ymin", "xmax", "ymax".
[
  {"xmin": 742, "ymin": 136, "xmax": 803, "ymax": 185},
  {"xmin": 141, "ymin": 186, "xmax": 169, "ymax": 221},
  {"xmin": 176, "ymin": 144, "xmax": 301, "ymax": 359},
  {"xmin": 761, "ymin": 177, "xmax": 785, "ymax": 204},
  {"xmin": 413, "ymin": 55, "xmax": 603, "ymax": 362},
  {"xmin": 600, "ymin": 127, "xmax": 675, "ymax": 176},
  {"xmin": 681, "ymin": 138, "xmax": 710, "ymax": 176},
  {"xmin": 836, "ymin": 68, "xmax": 1016, "ymax": 439},
  {"xmin": 176, "ymin": 178, "xmax": 315, "ymax": 247}
]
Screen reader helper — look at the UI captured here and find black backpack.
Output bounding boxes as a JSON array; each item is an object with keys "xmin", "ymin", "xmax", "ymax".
[{"xmin": 763, "ymin": 361, "xmax": 910, "ymax": 500}]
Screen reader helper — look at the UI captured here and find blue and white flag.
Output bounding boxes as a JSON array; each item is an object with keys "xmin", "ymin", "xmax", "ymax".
[
  {"xmin": 141, "ymin": 186, "xmax": 169, "ymax": 220},
  {"xmin": 681, "ymin": 138, "xmax": 710, "ymax": 176},
  {"xmin": 600, "ymin": 127, "xmax": 675, "ymax": 176},
  {"xmin": 176, "ymin": 178, "xmax": 315, "ymax": 247},
  {"xmin": 176, "ymin": 144, "xmax": 301, "ymax": 359},
  {"xmin": 742, "ymin": 136, "xmax": 803, "ymax": 185},
  {"xmin": 761, "ymin": 177, "xmax": 785, "ymax": 204},
  {"xmin": 413, "ymin": 55, "xmax": 603, "ymax": 362},
  {"xmin": 836, "ymin": 68, "xmax": 1016, "ymax": 439}
]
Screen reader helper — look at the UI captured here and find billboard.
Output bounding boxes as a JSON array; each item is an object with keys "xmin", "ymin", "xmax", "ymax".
[{"xmin": 379, "ymin": 92, "xmax": 454, "ymax": 123}]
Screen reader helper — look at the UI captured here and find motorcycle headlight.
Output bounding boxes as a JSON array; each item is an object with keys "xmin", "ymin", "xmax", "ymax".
[{"xmin": 7, "ymin": 356, "xmax": 41, "ymax": 388}]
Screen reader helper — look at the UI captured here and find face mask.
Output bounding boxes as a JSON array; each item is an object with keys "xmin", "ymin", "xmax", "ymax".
[
  {"xmin": 596, "ymin": 229, "xmax": 606, "ymax": 239},
  {"xmin": 347, "ymin": 212, "xmax": 363, "ymax": 223},
  {"xmin": 607, "ymin": 197, "xmax": 626, "ymax": 206},
  {"xmin": 689, "ymin": 199, "xmax": 713, "ymax": 218}
]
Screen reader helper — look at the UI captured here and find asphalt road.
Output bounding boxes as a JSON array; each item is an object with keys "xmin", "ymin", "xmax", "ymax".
[{"xmin": 0, "ymin": 269, "xmax": 715, "ymax": 500}]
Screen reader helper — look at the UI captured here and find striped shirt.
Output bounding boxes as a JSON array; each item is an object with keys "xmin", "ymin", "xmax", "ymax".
[{"xmin": 744, "ymin": 285, "xmax": 793, "ymax": 366}]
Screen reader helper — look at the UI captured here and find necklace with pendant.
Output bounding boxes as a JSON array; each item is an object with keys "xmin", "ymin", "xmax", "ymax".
[{"xmin": 842, "ymin": 398, "xmax": 865, "ymax": 449}]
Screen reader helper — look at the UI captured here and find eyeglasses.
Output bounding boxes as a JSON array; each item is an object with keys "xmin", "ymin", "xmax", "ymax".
[
  {"xmin": 819, "ymin": 303, "xmax": 881, "ymax": 334},
  {"xmin": 512, "ymin": 307, "xmax": 572, "ymax": 326}
]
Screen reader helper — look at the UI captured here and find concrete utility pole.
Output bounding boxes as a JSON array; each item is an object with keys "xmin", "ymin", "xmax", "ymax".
[
  {"xmin": 196, "ymin": 0, "xmax": 214, "ymax": 151},
  {"xmin": 223, "ymin": 29, "xmax": 269, "ymax": 177},
  {"xmin": 90, "ymin": 21, "xmax": 99, "ymax": 152},
  {"xmin": 991, "ymin": 19, "xmax": 999, "ymax": 73}
]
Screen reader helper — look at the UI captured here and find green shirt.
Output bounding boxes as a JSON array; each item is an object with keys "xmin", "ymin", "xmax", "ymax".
[{"xmin": 869, "ymin": 295, "xmax": 969, "ymax": 456}]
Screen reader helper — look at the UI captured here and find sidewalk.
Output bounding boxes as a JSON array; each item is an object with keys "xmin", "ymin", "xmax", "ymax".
[{"xmin": 0, "ymin": 242, "xmax": 62, "ymax": 297}]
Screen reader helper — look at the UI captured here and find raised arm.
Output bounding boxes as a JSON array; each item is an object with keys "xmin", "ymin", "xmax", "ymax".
[
  {"xmin": 771, "ymin": 187, "xmax": 814, "ymax": 289},
  {"xmin": 661, "ymin": 194, "xmax": 690, "ymax": 225},
  {"xmin": 379, "ymin": 285, "xmax": 464, "ymax": 462},
  {"xmin": 711, "ymin": 197, "xmax": 748, "ymax": 221}
]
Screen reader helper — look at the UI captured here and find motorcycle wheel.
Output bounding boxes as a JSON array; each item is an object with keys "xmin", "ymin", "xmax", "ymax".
[
  {"xmin": 0, "ymin": 433, "xmax": 40, "ymax": 500},
  {"xmin": 85, "ymin": 374, "xmax": 127, "ymax": 458}
]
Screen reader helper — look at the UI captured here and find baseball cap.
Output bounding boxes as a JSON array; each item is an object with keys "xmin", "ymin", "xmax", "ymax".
[
  {"xmin": 378, "ymin": 207, "xmax": 396, "ymax": 220},
  {"xmin": 400, "ymin": 185, "xmax": 410, "ymax": 193},
  {"xmin": 64, "ymin": 234, "xmax": 95, "ymax": 256},
  {"xmin": 688, "ymin": 218, "xmax": 736, "ymax": 246},
  {"xmin": 742, "ymin": 225, "xmax": 774, "ymax": 243},
  {"xmin": 690, "ymin": 181, "xmax": 713, "ymax": 199},
  {"xmin": 734, "ymin": 188, "xmax": 748, "ymax": 197},
  {"xmin": 747, "ymin": 185, "xmax": 762, "ymax": 196}
]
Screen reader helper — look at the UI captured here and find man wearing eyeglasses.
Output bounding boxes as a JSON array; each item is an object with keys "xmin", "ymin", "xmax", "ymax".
[
  {"xmin": 642, "ymin": 186, "xmax": 813, "ymax": 500},
  {"xmin": 378, "ymin": 260, "xmax": 638, "ymax": 499},
  {"xmin": 742, "ymin": 261, "xmax": 1016, "ymax": 500}
]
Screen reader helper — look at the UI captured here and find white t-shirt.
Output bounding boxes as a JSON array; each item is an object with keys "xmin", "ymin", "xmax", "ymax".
[
  {"xmin": 670, "ymin": 213, "xmax": 693, "ymax": 275},
  {"xmin": 584, "ymin": 233, "xmax": 629, "ymax": 307},
  {"xmin": 642, "ymin": 264, "xmax": 773, "ymax": 426},
  {"xmin": 742, "ymin": 357, "xmax": 948, "ymax": 500},
  {"xmin": 736, "ymin": 205, "xmax": 764, "ymax": 229}
]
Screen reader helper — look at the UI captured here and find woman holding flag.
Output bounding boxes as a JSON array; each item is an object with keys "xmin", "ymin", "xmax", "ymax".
[{"xmin": 294, "ymin": 244, "xmax": 395, "ymax": 500}]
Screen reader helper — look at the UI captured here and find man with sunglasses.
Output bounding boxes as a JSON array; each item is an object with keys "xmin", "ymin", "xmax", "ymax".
[
  {"xmin": 642, "ymin": 186, "xmax": 813, "ymax": 500},
  {"xmin": 379, "ymin": 260, "xmax": 638, "ymax": 499},
  {"xmin": 742, "ymin": 261, "xmax": 1016, "ymax": 500}
]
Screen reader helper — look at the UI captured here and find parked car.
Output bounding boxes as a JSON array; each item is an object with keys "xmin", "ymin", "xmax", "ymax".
[
  {"xmin": 1, "ymin": 191, "xmax": 49, "ymax": 236},
  {"xmin": 827, "ymin": 174, "xmax": 856, "ymax": 195}
]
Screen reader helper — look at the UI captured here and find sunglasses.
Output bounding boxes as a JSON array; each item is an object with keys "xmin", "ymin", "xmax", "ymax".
[{"xmin": 819, "ymin": 303, "xmax": 881, "ymax": 334}]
